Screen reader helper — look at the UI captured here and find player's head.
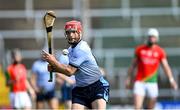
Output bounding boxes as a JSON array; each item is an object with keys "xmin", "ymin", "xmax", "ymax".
[
  {"xmin": 64, "ymin": 20, "xmax": 82, "ymax": 45},
  {"xmin": 146, "ymin": 28, "xmax": 159, "ymax": 46},
  {"xmin": 11, "ymin": 49, "xmax": 22, "ymax": 64}
]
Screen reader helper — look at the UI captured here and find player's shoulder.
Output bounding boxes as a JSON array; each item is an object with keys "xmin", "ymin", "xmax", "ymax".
[
  {"xmin": 32, "ymin": 60, "xmax": 44, "ymax": 71},
  {"xmin": 19, "ymin": 64, "xmax": 26, "ymax": 68},
  {"xmin": 33, "ymin": 59, "xmax": 40, "ymax": 64},
  {"xmin": 7, "ymin": 64, "xmax": 13, "ymax": 68},
  {"xmin": 79, "ymin": 40, "xmax": 89, "ymax": 48},
  {"xmin": 33, "ymin": 59, "xmax": 42, "ymax": 66},
  {"xmin": 7, "ymin": 64, "xmax": 13, "ymax": 71},
  {"xmin": 76, "ymin": 40, "xmax": 90, "ymax": 52},
  {"xmin": 154, "ymin": 45, "xmax": 165, "ymax": 53},
  {"xmin": 154, "ymin": 44, "xmax": 163, "ymax": 49},
  {"xmin": 68, "ymin": 40, "xmax": 91, "ymax": 56},
  {"xmin": 135, "ymin": 44, "xmax": 146, "ymax": 50}
]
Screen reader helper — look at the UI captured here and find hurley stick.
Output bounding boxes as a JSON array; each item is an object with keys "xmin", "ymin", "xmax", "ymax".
[{"xmin": 43, "ymin": 11, "xmax": 56, "ymax": 82}]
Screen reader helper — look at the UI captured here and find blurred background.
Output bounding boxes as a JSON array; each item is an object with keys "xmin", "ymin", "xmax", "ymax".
[{"xmin": 0, "ymin": 0, "xmax": 180, "ymax": 109}]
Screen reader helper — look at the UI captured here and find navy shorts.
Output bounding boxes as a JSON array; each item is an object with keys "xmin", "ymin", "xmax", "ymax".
[
  {"xmin": 72, "ymin": 78, "xmax": 109, "ymax": 108},
  {"xmin": 36, "ymin": 89, "xmax": 56, "ymax": 101}
]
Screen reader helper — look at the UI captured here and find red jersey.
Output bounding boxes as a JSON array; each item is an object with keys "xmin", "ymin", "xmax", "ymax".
[
  {"xmin": 135, "ymin": 44, "xmax": 166, "ymax": 82},
  {"xmin": 7, "ymin": 64, "xmax": 27, "ymax": 92}
]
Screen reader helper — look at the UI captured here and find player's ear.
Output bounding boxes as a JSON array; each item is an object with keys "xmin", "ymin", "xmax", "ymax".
[{"xmin": 79, "ymin": 31, "xmax": 82, "ymax": 37}]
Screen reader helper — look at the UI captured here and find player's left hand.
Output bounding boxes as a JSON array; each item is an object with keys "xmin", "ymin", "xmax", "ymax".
[
  {"xmin": 29, "ymin": 88, "xmax": 36, "ymax": 101},
  {"xmin": 47, "ymin": 64, "xmax": 57, "ymax": 72}
]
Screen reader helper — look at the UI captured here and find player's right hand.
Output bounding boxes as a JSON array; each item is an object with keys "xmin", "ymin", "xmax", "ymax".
[
  {"xmin": 48, "ymin": 64, "xmax": 53, "ymax": 72},
  {"xmin": 170, "ymin": 79, "xmax": 178, "ymax": 90},
  {"xmin": 125, "ymin": 77, "xmax": 132, "ymax": 89},
  {"xmin": 29, "ymin": 88, "xmax": 36, "ymax": 101},
  {"xmin": 47, "ymin": 64, "xmax": 57, "ymax": 72}
]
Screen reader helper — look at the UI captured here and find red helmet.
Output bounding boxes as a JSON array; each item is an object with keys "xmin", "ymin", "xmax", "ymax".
[{"xmin": 64, "ymin": 20, "xmax": 82, "ymax": 33}]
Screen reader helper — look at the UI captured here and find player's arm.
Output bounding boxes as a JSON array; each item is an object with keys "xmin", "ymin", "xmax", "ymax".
[
  {"xmin": 26, "ymin": 79, "xmax": 36, "ymax": 100},
  {"xmin": 30, "ymin": 73, "xmax": 40, "ymax": 93},
  {"xmin": 56, "ymin": 73, "xmax": 75, "ymax": 85},
  {"xmin": 127, "ymin": 58, "xmax": 137, "ymax": 78},
  {"xmin": 42, "ymin": 50, "xmax": 77, "ymax": 76},
  {"xmin": 48, "ymin": 62, "xmax": 77, "ymax": 76},
  {"xmin": 5, "ymin": 71, "xmax": 12, "ymax": 86},
  {"xmin": 161, "ymin": 58, "xmax": 178, "ymax": 90},
  {"xmin": 125, "ymin": 57, "xmax": 137, "ymax": 89}
]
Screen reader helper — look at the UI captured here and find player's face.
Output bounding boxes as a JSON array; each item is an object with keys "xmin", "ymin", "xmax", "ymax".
[
  {"xmin": 13, "ymin": 53, "xmax": 22, "ymax": 63},
  {"xmin": 147, "ymin": 36, "xmax": 158, "ymax": 46},
  {"xmin": 65, "ymin": 30, "xmax": 81, "ymax": 45}
]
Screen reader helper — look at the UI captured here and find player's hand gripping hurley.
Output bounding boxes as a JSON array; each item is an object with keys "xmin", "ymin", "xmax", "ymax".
[{"xmin": 43, "ymin": 11, "xmax": 56, "ymax": 82}]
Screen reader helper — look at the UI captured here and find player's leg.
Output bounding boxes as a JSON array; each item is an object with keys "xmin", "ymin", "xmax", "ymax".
[
  {"xmin": 133, "ymin": 81, "xmax": 146, "ymax": 109},
  {"xmin": 91, "ymin": 98, "xmax": 106, "ymax": 109},
  {"xmin": 36, "ymin": 92, "xmax": 45, "ymax": 109},
  {"xmin": 36, "ymin": 101, "xmax": 44, "ymax": 109},
  {"xmin": 64, "ymin": 100, "xmax": 72, "ymax": 109},
  {"xmin": 146, "ymin": 82, "xmax": 158, "ymax": 109},
  {"xmin": 146, "ymin": 98, "xmax": 157, "ymax": 109},
  {"xmin": 46, "ymin": 90, "xmax": 59, "ymax": 109},
  {"xmin": 134, "ymin": 94, "xmax": 145, "ymax": 109},
  {"xmin": 61, "ymin": 84, "xmax": 73, "ymax": 109},
  {"xmin": 48, "ymin": 97, "xmax": 59, "ymax": 110},
  {"xmin": 91, "ymin": 77, "xmax": 109, "ymax": 109},
  {"xmin": 72, "ymin": 103, "xmax": 87, "ymax": 110}
]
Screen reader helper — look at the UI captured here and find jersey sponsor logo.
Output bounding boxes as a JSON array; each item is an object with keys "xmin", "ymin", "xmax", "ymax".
[
  {"xmin": 141, "ymin": 50, "xmax": 146, "ymax": 55},
  {"xmin": 141, "ymin": 57, "xmax": 158, "ymax": 65},
  {"xmin": 147, "ymin": 50, "xmax": 152, "ymax": 57},
  {"xmin": 141, "ymin": 50, "xmax": 159, "ymax": 58},
  {"xmin": 140, "ymin": 50, "xmax": 159, "ymax": 65}
]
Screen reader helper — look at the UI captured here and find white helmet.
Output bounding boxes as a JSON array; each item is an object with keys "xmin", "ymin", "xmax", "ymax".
[
  {"xmin": 62, "ymin": 49, "xmax": 69, "ymax": 55},
  {"xmin": 147, "ymin": 28, "xmax": 159, "ymax": 41}
]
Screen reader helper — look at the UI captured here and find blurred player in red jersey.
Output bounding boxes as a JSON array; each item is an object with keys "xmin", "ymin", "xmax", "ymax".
[
  {"xmin": 6, "ymin": 49, "xmax": 35, "ymax": 109},
  {"xmin": 125, "ymin": 28, "xmax": 178, "ymax": 109}
]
